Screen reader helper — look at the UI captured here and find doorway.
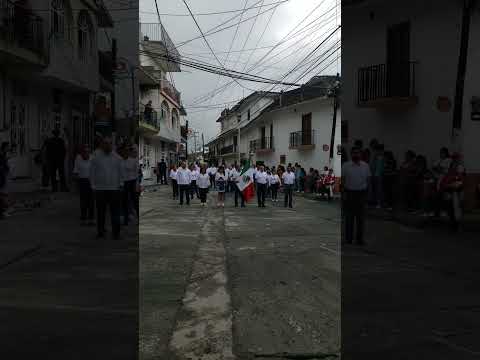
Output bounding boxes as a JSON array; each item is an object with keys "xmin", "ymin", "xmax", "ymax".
[{"xmin": 387, "ymin": 21, "xmax": 411, "ymax": 97}]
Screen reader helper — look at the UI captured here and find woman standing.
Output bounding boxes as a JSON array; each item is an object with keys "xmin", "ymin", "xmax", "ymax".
[
  {"xmin": 269, "ymin": 169, "xmax": 281, "ymax": 202},
  {"xmin": 190, "ymin": 164, "xmax": 200, "ymax": 200},
  {"xmin": 170, "ymin": 165, "xmax": 179, "ymax": 200},
  {"xmin": 73, "ymin": 144, "xmax": 94, "ymax": 226},
  {"xmin": 215, "ymin": 166, "xmax": 227, "ymax": 207},
  {"xmin": 197, "ymin": 166, "xmax": 210, "ymax": 207}
]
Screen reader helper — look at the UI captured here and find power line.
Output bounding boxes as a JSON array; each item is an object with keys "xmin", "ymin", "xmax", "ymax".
[
  {"xmin": 188, "ymin": 1, "xmax": 338, "ymax": 105},
  {"xmin": 175, "ymin": 0, "xmax": 288, "ymax": 49},
  {"xmin": 140, "ymin": 0, "xmax": 289, "ymax": 17}
]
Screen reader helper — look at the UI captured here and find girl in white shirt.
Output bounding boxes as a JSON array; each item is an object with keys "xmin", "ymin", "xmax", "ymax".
[
  {"xmin": 269, "ymin": 170, "xmax": 281, "ymax": 202},
  {"xmin": 215, "ymin": 166, "xmax": 227, "ymax": 207},
  {"xmin": 197, "ymin": 166, "xmax": 210, "ymax": 207},
  {"xmin": 73, "ymin": 145, "xmax": 94, "ymax": 225},
  {"xmin": 189, "ymin": 164, "xmax": 200, "ymax": 200},
  {"xmin": 169, "ymin": 165, "xmax": 178, "ymax": 199}
]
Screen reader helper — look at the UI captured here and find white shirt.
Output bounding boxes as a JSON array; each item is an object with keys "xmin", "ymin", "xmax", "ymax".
[
  {"xmin": 229, "ymin": 169, "xmax": 239, "ymax": 180},
  {"xmin": 269, "ymin": 174, "xmax": 280, "ymax": 185},
  {"xmin": 209, "ymin": 167, "xmax": 218, "ymax": 176},
  {"xmin": 89, "ymin": 151, "xmax": 124, "ymax": 190},
  {"xmin": 170, "ymin": 169, "xmax": 177, "ymax": 180},
  {"xmin": 255, "ymin": 171, "xmax": 268, "ymax": 184},
  {"xmin": 176, "ymin": 168, "xmax": 192, "ymax": 185},
  {"xmin": 282, "ymin": 171, "xmax": 296, "ymax": 185},
  {"xmin": 73, "ymin": 155, "xmax": 91, "ymax": 179},
  {"xmin": 342, "ymin": 160, "xmax": 371, "ymax": 191},
  {"xmin": 123, "ymin": 157, "xmax": 138, "ymax": 181},
  {"xmin": 197, "ymin": 173, "xmax": 210, "ymax": 189},
  {"xmin": 190, "ymin": 169, "xmax": 200, "ymax": 181}
]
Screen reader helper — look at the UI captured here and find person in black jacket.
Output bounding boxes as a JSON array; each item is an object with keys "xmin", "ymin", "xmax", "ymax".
[
  {"xmin": 46, "ymin": 129, "xmax": 68, "ymax": 192},
  {"xmin": 158, "ymin": 158, "xmax": 168, "ymax": 185}
]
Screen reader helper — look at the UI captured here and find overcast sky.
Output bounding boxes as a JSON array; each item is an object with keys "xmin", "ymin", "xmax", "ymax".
[{"xmin": 139, "ymin": 0, "xmax": 340, "ymax": 145}]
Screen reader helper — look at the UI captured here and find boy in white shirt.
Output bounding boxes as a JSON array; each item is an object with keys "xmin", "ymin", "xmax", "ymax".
[{"xmin": 176, "ymin": 162, "xmax": 192, "ymax": 205}]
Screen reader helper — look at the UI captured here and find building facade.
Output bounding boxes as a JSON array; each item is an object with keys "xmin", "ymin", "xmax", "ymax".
[
  {"xmin": 343, "ymin": 0, "xmax": 480, "ymax": 207},
  {"xmin": 0, "ymin": 0, "xmax": 112, "ymax": 190},
  {"xmin": 208, "ymin": 76, "xmax": 341, "ymax": 175},
  {"xmin": 138, "ymin": 23, "xmax": 186, "ymax": 180}
]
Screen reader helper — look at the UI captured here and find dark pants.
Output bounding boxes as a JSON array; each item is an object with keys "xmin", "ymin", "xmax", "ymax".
[
  {"xmin": 199, "ymin": 188, "xmax": 209, "ymax": 203},
  {"xmin": 284, "ymin": 184, "xmax": 293, "ymax": 208},
  {"xmin": 190, "ymin": 180, "xmax": 199, "ymax": 199},
  {"xmin": 344, "ymin": 190, "xmax": 367, "ymax": 244},
  {"xmin": 172, "ymin": 179, "xmax": 178, "ymax": 199},
  {"xmin": 209, "ymin": 175, "xmax": 216, "ymax": 189},
  {"xmin": 95, "ymin": 190, "xmax": 121, "ymax": 238},
  {"xmin": 160, "ymin": 170, "xmax": 167, "ymax": 185},
  {"xmin": 49, "ymin": 160, "xmax": 67, "ymax": 192},
  {"xmin": 123, "ymin": 179, "xmax": 136, "ymax": 225},
  {"xmin": 78, "ymin": 178, "xmax": 94, "ymax": 220},
  {"xmin": 271, "ymin": 183, "xmax": 279, "ymax": 200},
  {"xmin": 235, "ymin": 186, "xmax": 245, "ymax": 207},
  {"xmin": 41, "ymin": 164, "xmax": 50, "ymax": 187},
  {"xmin": 179, "ymin": 184, "xmax": 190, "ymax": 205},
  {"xmin": 257, "ymin": 183, "xmax": 267, "ymax": 207}
]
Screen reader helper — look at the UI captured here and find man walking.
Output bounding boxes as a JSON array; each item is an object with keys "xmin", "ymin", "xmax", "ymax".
[
  {"xmin": 46, "ymin": 129, "xmax": 68, "ymax": 192},
  {"xmin": 90, "ymin": 137, "xmax": 124, "ymax": 240},
  {"xmin": 255, "ymin": 165, "xmax": 268, "ymax": 207},
  {"xmin": 158, "ymin": 158, "xmax": 168, "ymax": 185},
  {"xmin": 282, "ymin": 166, "xmax": 295, "ymax": 208},
  {"xmin": 342, "ymin": 147, "xmax": 371, "ymax": 245},
  {"xmin": 176, "ymin": 161, "xmax": 192, "ymax": 205}
]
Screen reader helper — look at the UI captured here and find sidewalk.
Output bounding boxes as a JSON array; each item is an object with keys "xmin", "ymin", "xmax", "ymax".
[{"xmin": 1, "ymin": 190, "xmax": 138, "ymax": 358}]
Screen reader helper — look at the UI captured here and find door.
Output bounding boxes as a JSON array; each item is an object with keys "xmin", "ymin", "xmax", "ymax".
[
  {"xmin": 260, "ymin": 126, "xmax": 266, "ymax": 149},
  {"xmin": 301, "ymin": 113, "xmax": 312, "ymax": 145},
  {"xmin": 9, "ymin": 100, "xmax": 31, "ymax": 178},
  {"xmin": 387, "ymin": 22, "xmax": 410, "ymax": 97}
]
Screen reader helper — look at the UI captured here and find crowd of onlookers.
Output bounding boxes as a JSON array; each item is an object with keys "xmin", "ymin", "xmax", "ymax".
[{"xmin": 343, "ymin": 139, "xmax": 467, "ymax": 223}]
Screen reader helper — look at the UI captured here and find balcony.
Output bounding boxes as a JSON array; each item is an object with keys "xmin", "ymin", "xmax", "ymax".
[
  {"xmin": 220, "ymin": 144, "xmax": 237, "ymax": 156},
  {"xmin": 161, "ymin": 79, "xmax": 181, "ymax": 106},
  {"xmin": 357, "ymin": 61, "xmax": 418, "ymax": 108},
  {"xmin": 139, "ymin": 105, "xmax": 159, "ymax": 135},
  {"xmin": 140, "ymin": 22, "xmax": 180, "ymax": 72},
  {"xmin": 289, "ymin": 131, "xmax": 315, "ymax": 150},
  {"xmin": 0, "ymin": 0, "xmax": 46, "ymax": 64},
  {"xmin": 250, "ymin": 137, "xmax": 274, "ymax": 154}
]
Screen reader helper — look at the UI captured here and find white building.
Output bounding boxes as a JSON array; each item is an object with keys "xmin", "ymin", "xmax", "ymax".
[
  {"xmin": 208, "ymin": 76, "xmax": 341, "ymax": 175},
  {"xmin": 137, "ymin": 23, "xmax": 187, "ymax": 180},
  {"xmin": 0, "ymin": 0, "xmax": 113, "ymax": 190},
  {"xmin": 343, "ymin": 0, "xmax": 480, "ymax": 208}
]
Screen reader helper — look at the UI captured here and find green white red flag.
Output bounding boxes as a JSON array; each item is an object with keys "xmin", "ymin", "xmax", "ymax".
[{"xmin": 236, "ymin": 161, "xmax": 255, "ymax": 202}]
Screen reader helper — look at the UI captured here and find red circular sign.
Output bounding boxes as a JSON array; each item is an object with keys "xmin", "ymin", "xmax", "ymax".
[{"xmin": 323, "ymin": 144, "xmax": 330, "ymax": 152}]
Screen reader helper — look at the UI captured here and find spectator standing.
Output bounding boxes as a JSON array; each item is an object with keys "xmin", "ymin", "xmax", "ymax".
[
  {"xmin": 73, "ymin": 144, "xmax": 94, "ymax": 226},
  {"xmin": 46, "ymin": 129, "xmax": 68, "ymax": 192},
  {"xmin": 342, "ymin": 147, "xmax": 371, "ymax": 245},
  {"xmin": 158, "ymin": 158, "xmax": 168, "ymax": 185},
  {"xmin": 89, "ymin": 137, "xmax": 123, "ymax": 240}
]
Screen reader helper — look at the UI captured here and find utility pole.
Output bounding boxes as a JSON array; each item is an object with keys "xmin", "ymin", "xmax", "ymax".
[
  {"xmin": 193, "ymin": 131, "xmax": 198, "ymax": 161},
  {"xmin": 185, "ymin": 120, "xmax": 188, "ymax": 160},
  {"xmin": 202, "ymin": 133, "xmax": 205, "ymax": 160},
  {"xmin": 329, "ymin": 74, "xmax": 340, "ymax": 166},
  {"xmin": 452, "ymin": 0, "xmax": 475, "ymax": 145},
  {"xmin": 111, "ymin": 38, "xmax": 117, "ymax": 134}
]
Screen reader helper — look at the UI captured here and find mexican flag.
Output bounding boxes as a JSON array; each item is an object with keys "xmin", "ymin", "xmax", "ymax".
[{"xmin": 236, "ymin": 162, "xmax": 255, "ymax": 202}]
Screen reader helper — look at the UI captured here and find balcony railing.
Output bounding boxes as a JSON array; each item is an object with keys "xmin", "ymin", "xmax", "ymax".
[
  {"xmin": 250, "ymin": 137, "xmax": 274, "ymax": 152},
  {"xmin": 357, "ymin": 61, "xmax": 417, "ymax": 106},
  {"xmin": 220, "ymin": 144, "xmax": 237, "ymax": 155},
  {"xmin": 0, "ymin": 0, "xmax": 45, "ymax": 58},
  {"xmin": 140, "ymin": 22, "xmax": 180, "ymax": 60},
  {"xmin": 139, "ymin": 104, "xmax": 159, "ymax": 131},
  {"xmin": 161, "ymin": 79, "xmax": 181, "ymax": 105},
  {"xmin": 289, "ymin": 130, "xmax": 315, "ymax": 149}
]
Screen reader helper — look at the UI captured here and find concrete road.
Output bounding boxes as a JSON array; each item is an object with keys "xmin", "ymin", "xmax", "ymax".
[
  {"xmin": 342, "ymin": 216, "xmax": 480, "ymax": 359},
  {"xmin": 0, "ymin": 193, "xmax": 138, "ymax": 359},
  {"xmin": 140, "ymin": 185, "xmax": 340, "ymax": 360}
]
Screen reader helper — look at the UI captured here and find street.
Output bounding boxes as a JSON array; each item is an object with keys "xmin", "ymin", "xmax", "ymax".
[
  {"xmin": 0, "ymin": 193, "xmax": 138, "ymax": 359},
  {"xmin": 140, "ymin": 185, "xmax": 341, "ymax": 359}
]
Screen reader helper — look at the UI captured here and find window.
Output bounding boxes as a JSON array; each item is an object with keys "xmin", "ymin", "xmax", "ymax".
[
  {"xmin": 171, "ymin": 109, "xmax": 179, "ymax": 129},
  {"xmin": 77, "ymin": 11, "xmax": 92, "ymax": 61},
  {"xmin": 51, "ymin": 0, "xmax": 71, "ymax": 40},
  {"xmin": 161, "ymin": 101, "xmax": 169, "ymax": 121},
  {"xmin": 247, "ymin": 109, "xmax": 251, "ymax": 121}
]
